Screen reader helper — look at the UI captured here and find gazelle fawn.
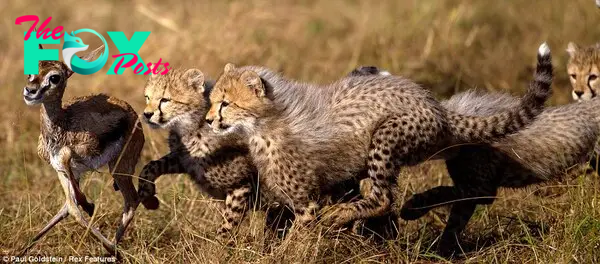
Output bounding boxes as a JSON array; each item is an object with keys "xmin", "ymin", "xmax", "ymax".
[{"xmin": 19, "ymin": 45, "xmax": 145, "ymax": 255}]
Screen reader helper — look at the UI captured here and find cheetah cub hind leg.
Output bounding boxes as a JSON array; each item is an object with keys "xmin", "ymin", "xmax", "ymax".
[{"xmin": 322, "ymin": 113, "xmax": 425, "ymax": 227}]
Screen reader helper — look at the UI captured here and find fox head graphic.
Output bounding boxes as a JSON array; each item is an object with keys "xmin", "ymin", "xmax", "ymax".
[
  {"xmin": 60, "ymin": 29, "xmax": 109, "ymax": 75},
  {"xmin": 62, "ymin": 31, "xmax": 89, "ymax": 70}
]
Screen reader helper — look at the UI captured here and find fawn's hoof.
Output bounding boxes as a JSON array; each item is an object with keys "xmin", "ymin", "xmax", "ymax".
[
  {"xmin": 141, "ymin": 196, "xmax": 160, "ymax": 210},
  {"xmin": 83, "ymin": 203, "xmax": 95, "ymax": 217}
]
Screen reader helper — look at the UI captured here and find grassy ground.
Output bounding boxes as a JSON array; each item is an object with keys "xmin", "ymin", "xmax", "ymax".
[{"xmin": 1, "ymin": 0, "xmax": 600, "ymax": 263}]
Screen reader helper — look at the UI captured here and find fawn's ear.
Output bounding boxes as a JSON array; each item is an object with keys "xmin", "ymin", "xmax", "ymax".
[
  {"xmin": 566, "ymin": 42, "xmax": 579, "ymax": 57},
  {"xmin": 80, "ymin": 45, "xmax": 104, "ymax": 61},
  {"xmin": 65, "ymin": 62, "xmax": 74, "ymax": 78},
  {"xmin": 224, "ymin": 63, "xmax": 236, "ymax": 74},
  {"xmin": 183, "ymin": 68, "xmax": 205, "ymax": 93},
  {"xmin": 66, "ymin": 68, "xmax": 74, "ymax": 78},
  {"xmin": 240, "ymin": 70, "xmax": 265, "ymax": 98}
]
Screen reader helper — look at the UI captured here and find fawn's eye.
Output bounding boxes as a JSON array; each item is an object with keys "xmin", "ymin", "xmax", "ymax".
[
  {"xmin": 145, "ymin": 95, "xmax": 149, "ymax": 102},
  {"xmin": 49, "ymin": 75, "xmax": 61, "ymax": 84},
  {"xmin": 160, "ymin": 98, "xmax": 170, "ymax": 104},
  {"xmin": 221, "ymin": 101, "xmax": 229, "ymax": 107},
  {"xmin": 589, "ymin": 74, "xmax": 598, "ymax": 81},
  {"xmin": 570, "ymin": 74, "xmax": 576, "ymax": 79}
]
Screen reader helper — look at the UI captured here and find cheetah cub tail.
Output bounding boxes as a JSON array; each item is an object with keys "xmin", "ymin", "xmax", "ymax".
[{"xmin": 447, "ymin": 42, "xmax": 553, "ymax": 143}]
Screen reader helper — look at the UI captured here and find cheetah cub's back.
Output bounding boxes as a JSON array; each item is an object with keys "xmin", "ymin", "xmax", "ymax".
[{"xmin": 205, "ymin": 42, "xmax": 552, "ymax": 229}]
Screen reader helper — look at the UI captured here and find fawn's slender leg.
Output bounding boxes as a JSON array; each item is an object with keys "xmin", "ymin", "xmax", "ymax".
[
  {"xmin": 17, "ymin": 203, "xmax": 68, "ymax": 256},
  {"xmin": 17, "ymin": 147, "xmax": 113, "ymax": 255},
  {"xmin": 109, "ymin": 160, "xmax": 140, "ymax": 245},
  {"xmin": 57, "ymin": 147, "xmax": 116, "ymax": 254},
  {"xmin": 68, "ymin": 173, "xmax": 95, "ymax": 217},
  {"xmin": 110, "ymin": 126, "xmax": 144, "ymax": 245}
]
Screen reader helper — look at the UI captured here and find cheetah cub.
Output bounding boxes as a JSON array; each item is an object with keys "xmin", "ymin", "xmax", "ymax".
[
  {"xmin": 138, "ymin": 68, "xmax": 258, "ymax": 237},
  {"xmin": 397, "ymin": 85, "xmax": 600, "ymax": 256},
  {"xmin": 567, "ymin": 42, "xmax": 600, "ymax": 101},
  {"xmin": 138, "ymin": 67, "xmax": 396, "ymax": 239},
  {"xmin": 205, "ymin": 43, "xmax": 553, "ymax": 229},
  {"xmin": 402, "ymin": 42, "xmax": 600, "ymax": 256}
]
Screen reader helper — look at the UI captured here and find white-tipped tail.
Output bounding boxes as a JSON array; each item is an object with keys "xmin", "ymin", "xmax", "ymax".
[{"xmin": 538, "ymin": 42, "xmax": 550, "ymax": 56}]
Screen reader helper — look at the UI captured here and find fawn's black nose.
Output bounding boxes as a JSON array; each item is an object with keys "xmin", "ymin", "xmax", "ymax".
[
  {"xmin": 143, "ymin": 112, "xmax": 153, "ymax": 119},
  {"xmin": 574, "ymin": 91, "xmax": 584, "ymax": 97},
  {"xmin": 205, "ymin": 118, "xmax": 214, "ymax": 125}
]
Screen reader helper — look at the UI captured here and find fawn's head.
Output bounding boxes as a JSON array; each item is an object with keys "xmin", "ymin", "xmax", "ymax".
[{"xmin": 22, "ymin": 44, "xmax": 104, "ymax": 105}]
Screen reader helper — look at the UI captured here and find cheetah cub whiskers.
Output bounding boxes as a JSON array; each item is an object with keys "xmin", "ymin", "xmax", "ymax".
[{"xmin": 205, "ymin": 42, "xmax": 552, "ymax": 230}]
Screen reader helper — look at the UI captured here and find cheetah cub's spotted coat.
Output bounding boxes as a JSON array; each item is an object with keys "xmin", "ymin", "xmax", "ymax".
[
  {"xmin": 399, "ymin": 89, "xmax": 600, "ymax": 256},
  {"xmin": 205, "ymin": 43, "xmax": 553, "ymax": 229},
  {"xmin": 138, "ymin": 67, "xmax": 396, "ymax": 239},
  {"xmin": 138, "ymin": 68, "xmax": 257, "ymax": 237},
  {"xmin": 402, "ymin": 42, "xmax": 600, "ymax": 255}
]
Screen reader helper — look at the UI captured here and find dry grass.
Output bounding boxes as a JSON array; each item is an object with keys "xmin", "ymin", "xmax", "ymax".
[{"xmin": 1, "ymin": 0, "xmax": 600, "ymax": 263}]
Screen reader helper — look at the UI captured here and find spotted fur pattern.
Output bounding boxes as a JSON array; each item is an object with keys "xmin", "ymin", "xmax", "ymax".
[
  {"xmin": 399, "ymin": 88, "xmax": 600, "ymax": 256},
  {"xmin": 138, "ymin": 68, "xmax": 257, "ymax": 239},
  {"xmin": 139, "ymin": 67, "xmax": 398, "ymax": 239},
  {"xmin": 205, "ymin": 43, "xmax": 553, "ymax": 229}
]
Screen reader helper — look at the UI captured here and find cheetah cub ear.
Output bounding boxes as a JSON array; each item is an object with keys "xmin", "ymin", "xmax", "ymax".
[
  {"xmin": 224, "ymin": 63, "xmax": 237, "ymax": 74},
  {"xmin": 566, "ymin": 42, "xmax": 580, "ymax": 57},
  {"xmin": 241, "ymin": 70, "xmax": 265, "ymax": 98},
  {"xmin": 183, "ymin": 68, "xmax": 205, "ymax": 92}
]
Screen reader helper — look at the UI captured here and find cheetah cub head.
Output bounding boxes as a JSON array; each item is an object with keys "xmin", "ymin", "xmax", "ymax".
[
  {"xmin": 206, "ymin": 63, "xmax": 272, "ymax": 134},
  {"xmin": 143, "ymin": 68, "xmax": 208, "ymax": 129},
  {"xmin": 566, "ymin": 42, "xmax": 600, "ymax": 101}
]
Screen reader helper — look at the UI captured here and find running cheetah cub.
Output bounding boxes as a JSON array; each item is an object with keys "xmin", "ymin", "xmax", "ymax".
[
  {"xmin": 138, "ymin": 68, "xmax": 257, "ymax": 238},
  {"xmin": 567, "ymin": 42, "xmax": 600, "ymax": 101},
  {"xmin": 398, "ymin": 84, "xmax": 600, "ymax": 256},
  {"xmin": 205, "ymin": 43, "xmax": 553, "ymax": 229},
  {"xmin": 138, "ymin": 67, "xmax": 395, "ymax": 239}
]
